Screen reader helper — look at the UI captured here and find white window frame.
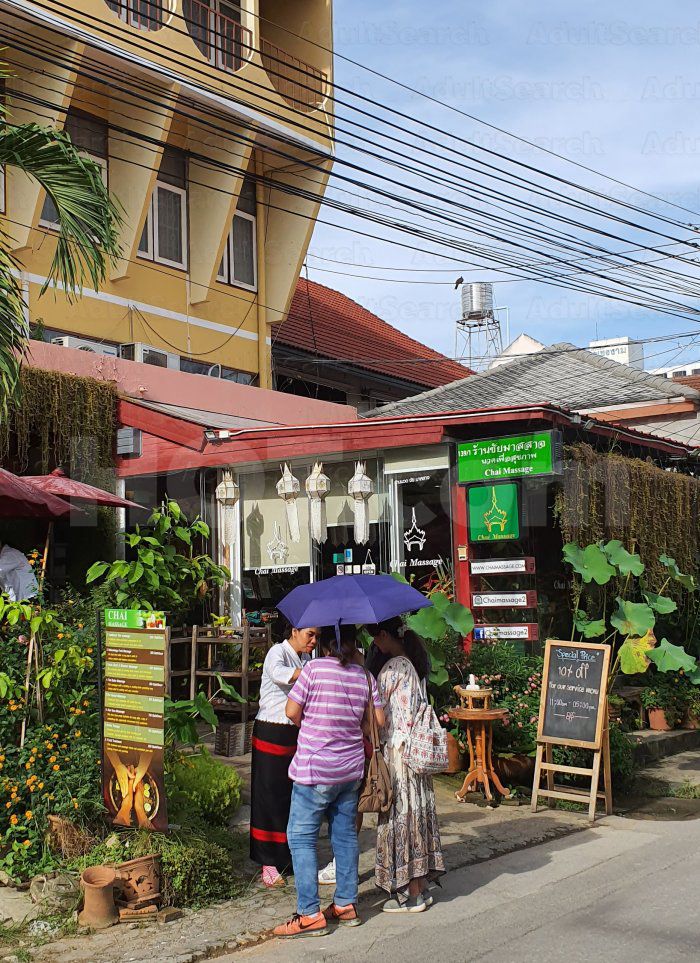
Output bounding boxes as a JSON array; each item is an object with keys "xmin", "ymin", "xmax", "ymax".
[
  {"xmin": 138, "ymin": 181, "xmax": 188, "ymax": 270},
  {"xmin": 39, "ymin": 155, "xmax": 107, "ymax": 231},
  {"xmin": 217, "ymin": 210, "xmax": 257, "ymax": 291}
]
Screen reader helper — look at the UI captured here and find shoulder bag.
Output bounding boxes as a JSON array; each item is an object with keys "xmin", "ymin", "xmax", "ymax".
[
  {"xmin": 402, "ymin": 675, "xmax": 449, "ymax": 776},
  {"xmin": 357, "ymin": 669, "xmax": 393, "ymax": 814}
]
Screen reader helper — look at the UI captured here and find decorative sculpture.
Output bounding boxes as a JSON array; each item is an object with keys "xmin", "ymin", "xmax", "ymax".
[
  {"xmin": 267, "ymin": 521, "xmax": 289, "ymax": 565},
  {"xmin": 305, "ymin": 462, "xmax": 331, "ymax": 543},
  {"xmin": 215, "ymin": 471, "xmax": 240, "ymax": 547},
  {"xmin": 403, "ymin": 507, "xmax": 427, "ymax": 553},
  {"xmin": 276, "ymin": 463, "xmax": 301, "ymax": 543},
  {"xmin": 348, "ymin": 462, "xmax": 373, "ymax": 545}
]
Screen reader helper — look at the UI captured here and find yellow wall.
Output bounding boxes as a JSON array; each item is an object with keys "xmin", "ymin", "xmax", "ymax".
[{"xmin": 0, "ymin": 1, "xmax": 333, "ymax": 384}]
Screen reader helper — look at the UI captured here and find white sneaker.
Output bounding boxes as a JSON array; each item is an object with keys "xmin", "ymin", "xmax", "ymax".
[{"xmin": 318, "ymin": 859, "xmax": 336, "ymax": 885}]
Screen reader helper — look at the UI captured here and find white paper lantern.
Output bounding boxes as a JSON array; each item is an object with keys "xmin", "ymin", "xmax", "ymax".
[
  {"xmin": 276, "ymin": 463, "xmax": 301, "ymax": 543},
  {"xmin": 348, "ymin": 461, "xmax": 374, "ymax": 545},
  {"xmin": 305, "ymin": 462, "xmax": 331, "ymax": 543},
  {"xmin": 215, "ymin": 471, "xmax": 239, "ymax": 546}
]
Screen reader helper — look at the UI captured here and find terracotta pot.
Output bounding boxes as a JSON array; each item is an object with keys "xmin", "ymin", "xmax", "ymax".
[
  {"xmin": 78, "ymin": 865, "xmax": 119, "ymax": 929},
  {"xmin": 682, "ymin": 711, "xmax": 700, "ymax": 730},
  {"xmin": 647, "ymin": 708, "xmax": 673, "ymax": 731},
  {"xmin": 116, "ymin": 854, "xmax": 162, "ymax": 908},
  {"xmin": 494, "ymin": 753, "xmax": 536, "ymax": 788},
  {"xmin": 444, "ymin": 732, "xmax": 465, "ymax": 774}
]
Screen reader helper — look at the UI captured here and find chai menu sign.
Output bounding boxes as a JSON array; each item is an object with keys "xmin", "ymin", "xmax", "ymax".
[{"xmin": 101, "ymin": 609, "xmax": 168, "ymax": 832}]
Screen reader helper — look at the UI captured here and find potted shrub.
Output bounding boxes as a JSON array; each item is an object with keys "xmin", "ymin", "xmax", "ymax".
[
  {"xmin": 607, "ymin": 694, "xmax": 625, "ymax": 723},
  {"xmin": 641, "ymin": 677, "xmax": 688, "ymax": 731},
  {"xmin": 682, "ymin": 686, "xmax": 700, "ymax": 730}
]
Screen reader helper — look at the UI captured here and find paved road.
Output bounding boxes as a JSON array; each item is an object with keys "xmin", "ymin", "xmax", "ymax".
[{"xmin": 224, "ymin": 813, "xmax": 700, "ymax": 963}]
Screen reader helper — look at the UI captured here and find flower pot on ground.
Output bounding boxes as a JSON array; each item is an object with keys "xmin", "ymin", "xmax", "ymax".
[
  {"xmin": 444, "ymin": 731, "xmax": 465, "ymax": 774},
  {"xmin": 494, "ymin": 753, "xmax": 536, "ymax": 788},
  {"xmin": 682, "ymin": 711, "xmax": 700, "ymax": 730},
  {"xmin": 607, "ymin": 695, "xmax": 625, "ymax": 723},
  {"xmin": 647, "ymin": 708, "xmax": 673, "ymax": 731}
]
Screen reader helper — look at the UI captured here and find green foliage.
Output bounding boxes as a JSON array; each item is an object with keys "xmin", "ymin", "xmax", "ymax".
[
  {"xmin": 554, "ymin": 723, "xmax": 636, "ymax": 792},
  {"xmin": 573, "ymin": 611, "xmax": 606, "ymax": 638},
  {"xmin": 165, "ymin": 675, "xmax": 244, "ymax": 747},
  {"xmin": 659, "ymin": 554, "xmax": 697, "ymax": 592},
  {"xmin": 602, "ymin": 540, "xmax": 645, "ymax": 576},
  {"xmin": 618, "ymin": 633, "xmax": 654, "ymax": 675},
  {"xmin": 166, "ymin": 750, "xmax": 242, "ymax": 828},
  {"xmin": 87, "ymin": 501, "xmax": 229, "ymax": 621},
  {"xmin": 640, "ymin": 674, "xmax": 690, "ymax": 728},
  {"xmin": 0, "ymin": 108, "xmax": 121, "ymax": 414},
  {"xmin": 646, "ymin": 639, "xmax": 697, "ymax": 674},
  {"xmin": 562, "ymin": 542, "xmax": 616, "ymax": 584},
  {"xmin": 610, "ymin": 598, "xmax": 655, "ymax": 637},
  {"xmin": 402, "ymin": 589, "xmax": 473, "ymax": 690}
]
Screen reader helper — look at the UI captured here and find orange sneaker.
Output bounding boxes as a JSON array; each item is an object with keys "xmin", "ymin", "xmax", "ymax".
[
  {"xmin": 273, "ymin": 912, "xmax": 329, "ymax": 938},
  {"xmin": 323, "ymin": 902, "xmax": 362, "ymax": 927}
]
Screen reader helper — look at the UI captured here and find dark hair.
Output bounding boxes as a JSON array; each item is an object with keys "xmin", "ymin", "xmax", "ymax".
[
  {"xmin": 367, "ymin": 616, "xmax": 429, "ymax": 680},
  {"xmin": 319, "ymin": 624, "xmax": 358, "ymax": 667}
]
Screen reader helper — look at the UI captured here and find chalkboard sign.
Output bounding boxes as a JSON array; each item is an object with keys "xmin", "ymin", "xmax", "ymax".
[{"xmin": 537, "ymin": 640, "xmax": 611, "ymax": 749}]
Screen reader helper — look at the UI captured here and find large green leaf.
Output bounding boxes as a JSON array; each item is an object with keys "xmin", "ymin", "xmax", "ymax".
[
  {"xmin": 659, "ymin": 554, "xmax": 697, "ymax": 592},
  {"xmin": 619, "ymin": 630, "xmax": 656, "ymax": 674},
  {"xmin": 389, "ymin": 571, "xmax": 409, "ymax": 585},
  {"xmin": 686, "ymin": 665, "xmax": 700, "ymax": 686},
  {"xmin": 573, "ymin": 609, "xmax": 607, "ymax": 638},
  {"xmin": 442, "ymin": 602, "xmax": 474, "ymax": 636},
  {"xmin": 643, "ymin": 592, "xmax": 677, "ymax": 615},
  {"xmin": 610, "ymin": 598, "xmax": 655, "ymax": 637},
  {"xmin": 430, "ymin": 592, "xmax": 450, "ymax": 613},
  {"xmin": 562, "ymin": 542, "xmax": 615, "ymax": 584},
  {"xmin": 406, "ymin": 605, "xmax": 446, "ymax": 641},
  {"xmin": 429, "ymin": 666, "xmax": 449, "ymax": 687},
  {"xmin": 602, "ymin": 540, "xmax": 644, "ymax": 576},
  {"xmin": 646, "ymin": 639, "xmax": 697, "ymax": 674}
]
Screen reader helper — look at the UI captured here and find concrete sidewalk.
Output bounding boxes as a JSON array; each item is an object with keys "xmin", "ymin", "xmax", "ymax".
[{"xmin": 26, "ymin": 776, "xmax": 585, "ymax": 963}]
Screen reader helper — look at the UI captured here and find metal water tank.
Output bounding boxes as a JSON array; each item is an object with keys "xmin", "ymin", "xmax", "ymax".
[{"xmin": 461, "ymin": 282, "xmax": 494, "ymax": 320}]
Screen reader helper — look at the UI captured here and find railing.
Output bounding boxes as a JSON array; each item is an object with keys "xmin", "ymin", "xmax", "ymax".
[
  {"xmin": 261, "ymin": 39, "xmax": 328, "ymax": 112},
  {"xmin": 184, "ymin": 0, "xmax": 252, "ymax": 74},
  {"xmin": 105, "ymin": 0, "xmax": 165, "ymax": 31}
]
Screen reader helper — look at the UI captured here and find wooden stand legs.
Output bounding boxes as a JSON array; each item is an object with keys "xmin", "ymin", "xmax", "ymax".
[
  {"xmin": 531, "ymin": 728, "xmax": 613, "ymax": 823},
  {"xmin": 454, "ymin": 720, "xmax": 511, "ymax": 803}
]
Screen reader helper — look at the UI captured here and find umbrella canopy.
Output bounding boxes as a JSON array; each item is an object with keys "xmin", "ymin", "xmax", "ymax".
[
  {"xmin": 22, "ymin": 468, "xmax": 144, "ymax": 509},
  {"xmin": 0, "ymin": 468, "xmax": 73, "ymax": 518},
  {"xmin": 277, "ymin": 573, "xmax": 431, "ymax": 630}
]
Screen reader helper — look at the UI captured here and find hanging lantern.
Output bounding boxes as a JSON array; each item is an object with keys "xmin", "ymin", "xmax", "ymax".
[
  {"xmin": 348, "ymin": 461, "xmax": 373, "ymax": 545},
  {"xmin": 305, "ymin": 462, "xmax": 331, "ymax": 543},
  {"xmin": 215, "ymin": 470, "xmax": 239, "ymax": 547},
  {"xmin": 276, "ymin": 463, "xmax": 301, "ymax": 543}
]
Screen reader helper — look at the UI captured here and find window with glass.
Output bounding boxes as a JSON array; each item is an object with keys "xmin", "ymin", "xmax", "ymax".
[
  {"xmin": 218, "ymin": 175, "xmax": 257, "ymax": 290},
  {"xmin": 105, "ymin": 0, "xmax": 164, "ymax": 29},
  {"xmin": 40, "ymin": 111, "xmax": 108, "ymax": 228},
  {"xmin": 183, "ymin": 0, "xmax": 246, "ymax": 72},
  {"xmin": 138, "ymin": 147, "xmax": 187, "ymax": 269}
]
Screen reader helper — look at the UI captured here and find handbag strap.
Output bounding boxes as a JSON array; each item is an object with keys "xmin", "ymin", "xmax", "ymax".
[{"xmin": 362, "ymin": 668, "xmax": 380, "ymax": 751}]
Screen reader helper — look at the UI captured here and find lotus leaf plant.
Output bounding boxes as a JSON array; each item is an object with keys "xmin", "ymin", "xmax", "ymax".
[{"xmin": 563, "ymin": 540, "xmax": 699, "ymax": 690}]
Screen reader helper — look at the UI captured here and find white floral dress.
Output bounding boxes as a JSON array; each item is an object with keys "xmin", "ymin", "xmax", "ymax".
[{"xmin": 375, "ymin": 655, "xmax": 445, "ymax": 896}]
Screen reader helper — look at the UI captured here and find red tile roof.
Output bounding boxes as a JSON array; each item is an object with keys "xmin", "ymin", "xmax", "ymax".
[
  {"xmin": 675, "ymin": 375, "xmax": 700, "ymax": 392},
  {"xmin": 271, "ymin": 278, "xmax": 471, "ymax": 389}
]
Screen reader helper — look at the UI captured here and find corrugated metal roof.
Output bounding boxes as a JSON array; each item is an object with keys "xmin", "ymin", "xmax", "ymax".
[
  {"xmin": 366, "ymin": 343, "xmax": 700, "ymax": 418},
  {"xmin": 132, "ymin": 400, "xmax": 277, "ymax": 430}
]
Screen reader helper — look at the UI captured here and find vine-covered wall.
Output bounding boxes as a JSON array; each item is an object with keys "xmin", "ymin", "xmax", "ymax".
[
  {"xmin": 554, "ymin": 443, "xmax": 700, "ymax": 585},
  {"xmin": 0, "ymin": 366, "xmax": 117, "ymax": 484}
]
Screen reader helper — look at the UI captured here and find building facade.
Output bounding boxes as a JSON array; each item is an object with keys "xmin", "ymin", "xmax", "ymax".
[{"xmin": 1, "ymin": 0, "xmax": 334, "ymax": 387}]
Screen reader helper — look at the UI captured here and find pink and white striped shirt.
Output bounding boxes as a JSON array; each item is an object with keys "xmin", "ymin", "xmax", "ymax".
[{"xmin": 288, "ymin": 657, "xmax": 381, "ymax": 786}]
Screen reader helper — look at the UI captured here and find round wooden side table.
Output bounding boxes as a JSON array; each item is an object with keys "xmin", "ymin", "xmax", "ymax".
[{"xmin": 448, "ymin": 707, "xmax": 511, "ymax": 803}]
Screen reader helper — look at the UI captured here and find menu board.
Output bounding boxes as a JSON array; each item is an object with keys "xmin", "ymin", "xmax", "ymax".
[
  {"xmin": 101, "ymin": 609, "xmax": 168, "ymax": 832},
  {"xmin": 537, "ymin": 640, "xmax": 610, "ymax": 749}
]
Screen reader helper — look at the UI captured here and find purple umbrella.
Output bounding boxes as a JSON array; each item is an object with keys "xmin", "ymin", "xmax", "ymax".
[{"xmin": 277, "ymin": 573, "xmax": 431, "ymax": 630}]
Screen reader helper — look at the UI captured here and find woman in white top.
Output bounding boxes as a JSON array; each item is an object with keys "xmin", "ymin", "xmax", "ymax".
[{"xmin": 250, "ymin": 625, "xmax": 319, "ymax": 888}]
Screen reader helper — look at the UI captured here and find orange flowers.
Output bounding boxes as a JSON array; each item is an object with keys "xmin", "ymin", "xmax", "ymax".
[
  {"xmin": 52, "ymin": 765, "xmax": 60, "ymax": 771},
  {"xmin": 25, "ymin": 810, "xmax": 32, "ymax": 820},
  {"xmin": 10, "ymin": 814, "xmax": 18, "ymax": 826},
  {"xmin": 49, "ymin": 756, "xmax": 57, "ymax": 763},
  {"xmin": 23, "ymin": 840, "xmax": 31, "ymax": 847}
]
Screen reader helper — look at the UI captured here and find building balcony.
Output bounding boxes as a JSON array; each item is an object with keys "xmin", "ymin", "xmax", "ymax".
[
  {"xmin": 182, "ymin": 0, "xmax": 252, "ymax": 74},
  {"xmin": 260, "ymin": 39, "xmax": 327, "ymax": 113}
]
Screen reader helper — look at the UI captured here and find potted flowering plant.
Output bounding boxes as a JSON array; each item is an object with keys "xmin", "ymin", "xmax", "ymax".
[
  {"xmin": 682, "ymin": 684, "xmax": 700, "ymax": 730},
  {"xmin": 640, "ymin": 675, "xmax": 689, "ymax": 730}
]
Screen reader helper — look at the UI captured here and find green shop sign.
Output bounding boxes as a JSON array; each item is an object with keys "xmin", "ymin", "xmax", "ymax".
[
  {"xmin": 104, "ymin": 609, "xmax": 167, "ymax": 629},
  {"xmin": 468, "ymin": 484, "xmax": 520, "ymax": 542},
  {"xmin": 458, "ymin": 430, "xmax": 561, "ymax": 483}
]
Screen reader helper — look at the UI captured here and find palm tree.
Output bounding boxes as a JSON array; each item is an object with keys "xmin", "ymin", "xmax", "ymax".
[{"xmin": 0, "ymin": 97, "xmax": 121, "ymax": 415}]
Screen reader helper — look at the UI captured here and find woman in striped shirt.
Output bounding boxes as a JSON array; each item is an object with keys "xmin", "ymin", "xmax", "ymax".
[{"xmin": 273, "ymin": 626, "xmax": 384, "ymax": 939}]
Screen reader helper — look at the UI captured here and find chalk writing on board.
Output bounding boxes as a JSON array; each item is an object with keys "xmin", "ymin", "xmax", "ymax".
[{"xmin": 539, "ymin": 642, "xmax": 608, "ymax": 747}]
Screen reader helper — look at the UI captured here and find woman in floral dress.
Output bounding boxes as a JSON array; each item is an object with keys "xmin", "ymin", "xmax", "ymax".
[{"xmin": 369, "ymin": 617, "xmax": 445, "ymax": 913}]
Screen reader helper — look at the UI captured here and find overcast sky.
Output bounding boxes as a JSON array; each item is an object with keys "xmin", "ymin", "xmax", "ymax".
[{"xmin": 305, "ymin": 0, "xmax": 700, "ymax": 370}]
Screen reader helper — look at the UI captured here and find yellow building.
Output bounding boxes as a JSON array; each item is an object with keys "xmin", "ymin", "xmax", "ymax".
[{"xmin": 0, "ymin": 0, "xmax": 334, "ymax": 388}]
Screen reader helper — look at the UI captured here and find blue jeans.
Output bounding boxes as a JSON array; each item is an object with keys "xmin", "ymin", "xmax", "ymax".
[{"xmin": 287, "ymin": 779, "xmax": 361, "ymax": 916}]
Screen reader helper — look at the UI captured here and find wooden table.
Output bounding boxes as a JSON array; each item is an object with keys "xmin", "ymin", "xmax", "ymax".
[{"xmin": 448, "ymin": 707, "xmax": 511, "ymax": 803}]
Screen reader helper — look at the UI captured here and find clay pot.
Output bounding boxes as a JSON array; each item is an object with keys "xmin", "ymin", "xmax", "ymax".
[
  {"xmin": 78, "ymin": 865, "xmax": 119, "ymax": 929},
  {"xmin": 682, "ymin": 711, "xmax": 700, "ymax": 730},
  {"xmin": 494, "ymin": 753, "xmax": 536, "ymax": 788},
  {"xmin": 444, "ymin": 732, "xmax": 464, "ymax": 774},
  {"xmin": 647, "ymin": 708, "xmax": 673, "ymax": 731},
  {"xmin": 116, "ymin": 854, "xmax": 162, "ymax": 908}
]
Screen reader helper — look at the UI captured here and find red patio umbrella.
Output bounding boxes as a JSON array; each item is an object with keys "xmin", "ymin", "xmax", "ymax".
[
  {"xmin": 0, "ymin": 468, "xmax": 74, "ymax": 518},
  {"xmin": 22, "ymin": 468, "xmax": 144, "ymax": 509}
]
